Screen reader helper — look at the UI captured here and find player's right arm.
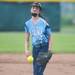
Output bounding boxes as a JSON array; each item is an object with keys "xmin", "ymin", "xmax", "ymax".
[
  {"xmin": 25, "ymin": 32, "xmax": 30, "ymax": 57},
  {"xmin": 24, "ymin": 23, "xmax": 31, "ymax": 57}
]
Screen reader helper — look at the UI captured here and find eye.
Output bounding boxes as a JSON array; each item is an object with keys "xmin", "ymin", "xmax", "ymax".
[{"xmin": 33, "ymin": 7, "xmax": 39, "ymax": 10}]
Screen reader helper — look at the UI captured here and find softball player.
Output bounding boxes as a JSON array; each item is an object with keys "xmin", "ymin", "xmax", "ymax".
[{"xmin": 25, "ymin": 2, "xmax": 52, "ymax": 75}]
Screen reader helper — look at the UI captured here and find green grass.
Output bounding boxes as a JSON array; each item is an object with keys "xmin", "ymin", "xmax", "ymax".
[
  {"xmin": 52, "ymin": 24, "xmax": 75, "ymax": 53},
  {"xmin": 52, "ymin": 33, "xmax": 75, "ymax": 53},
  {"xmin": 0, "ymin": 25, "xmax": 75, "ymax": 53},
  {"xmin": 61, "ymin": 24, "xmax": 75, "ymax": 33},
  {"xmin": 0, "ymin": 32, "xmax": 24, "ymax": 53}
]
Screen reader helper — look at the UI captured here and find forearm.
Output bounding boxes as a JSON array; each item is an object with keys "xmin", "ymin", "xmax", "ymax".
[
  {"xmin": 25, "ymin": 33, "xmax": 30, "ymax": 51},
  {"xmin": 25, "ymin": 40, "xmax": 29, "ymax": 51},
  {"xmin": 25, "ymin": 33, "xmax": 31, "ymax": 57},
  {"xmin": 48, "ymin": 36, "xmax": 52, "ymax": 51}
]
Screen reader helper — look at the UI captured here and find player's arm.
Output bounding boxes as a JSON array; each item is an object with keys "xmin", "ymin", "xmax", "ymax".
[
  {"xmin": 25, "ymin": 32, "xmax": 31, "ymax": 57},
  {"xmin": 24, "ymin": 23, "xmax": 31, "ymax": 57},
  {"xmin": 46, "ymin": 23, "xmax": 52, "ymax": 51},
  {"xmin": 25, "ymin": 32, "xmax": 30, "ymax": 51},
  {"xmin": 48, "ymin": 35, "xmax": 52, "ymax": 51}
]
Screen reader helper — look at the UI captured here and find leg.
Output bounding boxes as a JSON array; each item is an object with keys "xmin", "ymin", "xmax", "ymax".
[
  {"xmin": 32, "ymin": 43, "xmax": 48, "ymax": 75},
  {"xmin": 32, "ymin": 47, "xmax": 44, "ymax": 75},
  {"xmin": 33, "ymin": 60, "xmax": 48, "ymax": 75},
  {"xmin": 33, "ymin": 60, "xmax": 44, "ymax": 75}
]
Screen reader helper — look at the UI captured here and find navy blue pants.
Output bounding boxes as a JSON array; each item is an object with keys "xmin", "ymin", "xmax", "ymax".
[{"xmin": 32, "ymin": 43, "xmax": 48, "ymax": 75}]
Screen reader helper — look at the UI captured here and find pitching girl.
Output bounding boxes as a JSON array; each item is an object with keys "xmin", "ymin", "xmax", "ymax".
[{"xmin": 25, "ymin": 2, "xmax": 52, "ymax": 75}]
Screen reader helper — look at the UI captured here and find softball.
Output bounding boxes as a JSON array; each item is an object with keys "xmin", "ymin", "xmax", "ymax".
[{"xmin": 27, "ymin": 55, "xmax": 33, "ymax": 64}]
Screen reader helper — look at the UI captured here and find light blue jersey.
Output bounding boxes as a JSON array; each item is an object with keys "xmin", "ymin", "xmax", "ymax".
[{"xmin": 24, "ymin": 17, "xmax": 51, "ymax": 46}]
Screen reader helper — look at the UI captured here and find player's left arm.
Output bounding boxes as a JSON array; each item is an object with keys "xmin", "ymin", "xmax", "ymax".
[
  {"xmin": 48, "ymin": 35, "xmax": 52, "ymax": 51},
  {"xmin": 46, "ymin": 23, "xmax": 52, "ymax": 51}
]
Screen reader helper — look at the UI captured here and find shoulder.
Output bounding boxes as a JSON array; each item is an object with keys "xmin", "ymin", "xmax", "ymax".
[
  {"xmin": 40, "ymin": 18, "xmax": 49, "ymax": 26},
  {"xmin": 25, "ymin": 19, "xmax": 31, "ymax": 26}
]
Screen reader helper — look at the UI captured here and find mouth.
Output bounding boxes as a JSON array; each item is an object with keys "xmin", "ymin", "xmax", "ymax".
[{"xmin": 31, "ymin": 13, "xmax": 38, "ymax": 17}]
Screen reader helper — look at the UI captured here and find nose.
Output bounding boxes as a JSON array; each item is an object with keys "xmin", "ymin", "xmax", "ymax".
[{"xmin": 33, "ymin": 8, "xmax": 37, "ymax": 11}]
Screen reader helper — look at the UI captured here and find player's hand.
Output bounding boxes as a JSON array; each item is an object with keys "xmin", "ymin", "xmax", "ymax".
[{"xmin": 25, "ymin": 50, "xmax": 31, "ymax": 57}]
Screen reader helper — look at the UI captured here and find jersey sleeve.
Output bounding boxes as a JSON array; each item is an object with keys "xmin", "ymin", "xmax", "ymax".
[
  {"xmin": 24, "ymin": 23, "xmax": 29, "ymax": 33},
  {"xmin": 45, "ymin": 24, "xmax": 52, "ymax": 36}
]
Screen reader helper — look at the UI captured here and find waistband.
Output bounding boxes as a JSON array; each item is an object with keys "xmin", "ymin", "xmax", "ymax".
[{"xmin": 32, "ymin": 42, "xmax": 48, "ymax": 48}]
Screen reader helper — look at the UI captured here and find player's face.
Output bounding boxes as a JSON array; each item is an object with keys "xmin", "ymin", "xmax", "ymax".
[{"xmin": 31, "ymin": 6, "xmax": 40, "ymax": 15}]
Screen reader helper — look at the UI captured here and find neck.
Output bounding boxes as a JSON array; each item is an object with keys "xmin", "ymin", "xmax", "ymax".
[
  {"xmin": 31, "ymin": 16, "xmax": 40, "ymax": 25},
  {"xmin": 32, "ymin": 16, "xmax": 40, "ymax": 20}
]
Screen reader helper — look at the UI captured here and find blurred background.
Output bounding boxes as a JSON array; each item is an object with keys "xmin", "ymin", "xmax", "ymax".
[{"xmin": 0, "ymin": 0, "xmax": 75, "ymax": 53}]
